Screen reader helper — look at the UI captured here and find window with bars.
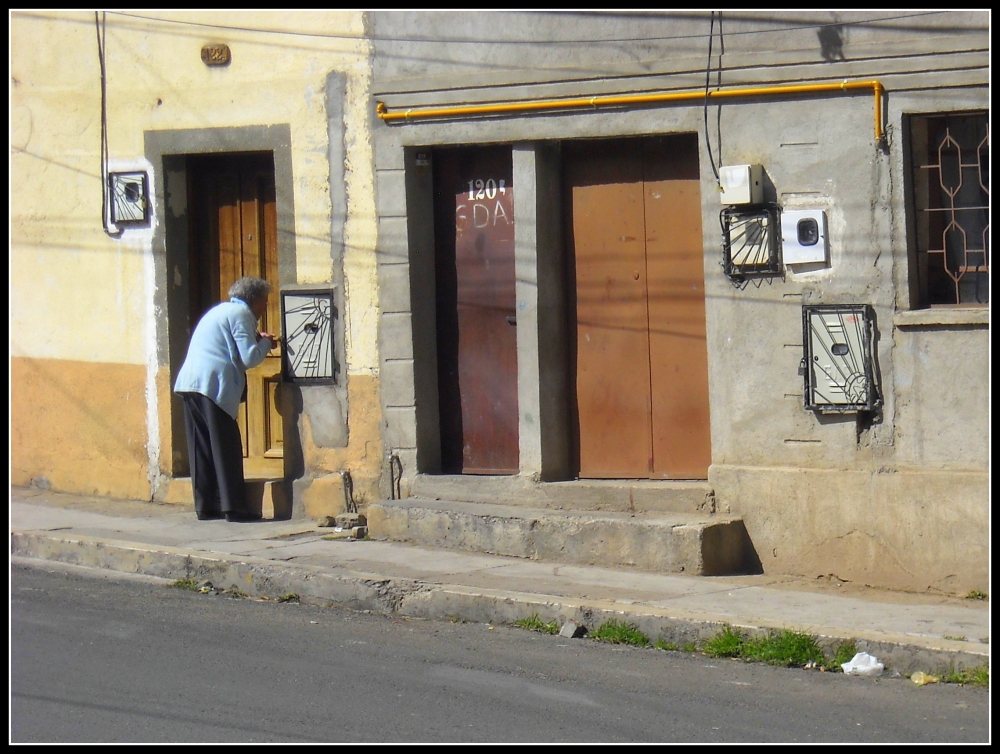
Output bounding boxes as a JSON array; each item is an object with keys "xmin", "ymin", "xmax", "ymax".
[{"xmin": 907, "ymin": 112, "xmax": 989, "ymax": 307}]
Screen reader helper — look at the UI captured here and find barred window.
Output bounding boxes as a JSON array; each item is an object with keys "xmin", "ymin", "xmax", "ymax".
[{"xmin": 908, "ymin": 113, "xmax": 989, "ymax": 306}]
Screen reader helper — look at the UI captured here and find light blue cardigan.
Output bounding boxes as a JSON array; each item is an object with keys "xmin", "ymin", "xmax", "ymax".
[{"xmin": 174, "ymin": 298, "xmax": 272, "ymax": 419}]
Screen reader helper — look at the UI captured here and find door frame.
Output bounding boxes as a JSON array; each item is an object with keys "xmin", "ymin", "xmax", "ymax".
[
  {"xmin": 403, "ymin": 142, "xmax": 572, "ymax": 480},
  {"xmin": 146, "ymin": 125, "xmax": 303, "ymax": 481}
]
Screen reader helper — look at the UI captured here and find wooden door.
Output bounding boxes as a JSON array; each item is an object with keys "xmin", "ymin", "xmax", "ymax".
[
  {"xmin": 434, "ymin": 146, "xmax": 519, "ymax": 474},
  {"xmin": 566, "ymin": 136, "xmax": 711, "ymax": 479},
  {"xmin": 188, "ymin": 153, "xmax": 283, "ymax": 479}
]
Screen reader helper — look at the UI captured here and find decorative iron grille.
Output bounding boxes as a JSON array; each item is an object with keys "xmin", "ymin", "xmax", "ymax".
[
  {"xmin": 109, "ymin": 171, "xmax": 149, "ymax": 226},
  {"xmin": 909, "ymin": 113, "xmax": 989, "ymax": 305},
  {"xmin": 802, "ymin": 305, "xmax": 879, "ymax": 413},
  {"xmin": 280, "ymin": 289, "xmax": 337, "ymax": 384},
  {"xmin": 720, "ymin": 205, "xmax": 781, "ymax": 284}
]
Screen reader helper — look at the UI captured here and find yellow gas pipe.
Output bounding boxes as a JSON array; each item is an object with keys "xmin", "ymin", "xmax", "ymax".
[{"xmin": 377, "ymin": 79, "xmax": 885, "ymax": 142}]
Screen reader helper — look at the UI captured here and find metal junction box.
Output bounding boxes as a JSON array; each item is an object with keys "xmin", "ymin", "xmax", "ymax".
[
  {"xmin": 782, "ymin": 209, "xmax": 828, "ymax": 265},
  {"xmin": 802, "ymin": 304, "xmax": 878, "ymax": 412},
  {"xmin": 719, "ymin": 164, "xmax": 764, "ymax": 205}
]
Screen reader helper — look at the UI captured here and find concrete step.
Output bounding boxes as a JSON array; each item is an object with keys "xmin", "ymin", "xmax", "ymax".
[
  {"xmin": 409, "ymin": 474, "xmax": 715, "ymax": 515},
  {"xmin": 365, "ymin": 499, "xmax": 757, "ymax": 576},
  {"xmin": 156, "ymin": 477, "xmax": 290, "ymax": 520}
]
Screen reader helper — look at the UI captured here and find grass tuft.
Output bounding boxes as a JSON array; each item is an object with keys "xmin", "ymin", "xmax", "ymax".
[
  {"xmin": 942, "ymin": 664, "xmax": 989, "ymax": 688},
  {"xmin": 654, "ymin": 639, "xmax": 680, "ymax": 651},
  {"xmin": 825, "ymin": 640, "xmax": 859, "ymax": 671},
  {"xmin": 169, "ymin": 578, "xmax": 199, "ymax": 591},
  {"xmin": 590, "ymin": 619, "xmax": 649, "ymax": 647},
  {"xmin": 513, "ymin": 614, "xmax": 559, "ymax": 634},
  {"xmin": 703, "ymin": 624, "xmax": 743, "ymax": 658},
  {"xmin": 277, "ymin": 593, "xmax": 299, "ymax": 603},
  {"xmin": 742, "ymin": 630, "xmax": 824, "ymax": 667},
  {"xmin": 965, "ymin": 590, "xmax": 988, "ymax": 601},
  {"xmin": 704, "ymin": 625, "xmax": 831, "ymax": 668}
]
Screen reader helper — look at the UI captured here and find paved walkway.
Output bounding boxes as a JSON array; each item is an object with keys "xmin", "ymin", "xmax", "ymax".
[{"xmin": 10, "ymin": 486, "xmax": 989, "ymax": 676}]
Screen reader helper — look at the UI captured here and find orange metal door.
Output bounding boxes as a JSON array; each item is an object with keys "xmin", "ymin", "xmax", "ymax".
[
  {"xmin": 567, "ymin": 140, "xmax": 653, "ymax": 478},
  {"xmin": 566, "ymin": 136, "xmax": 711, "ymax": 479},
  {"xmin": 434, "ymin": 147, "xmax": 519, "ymax": 474},
  {"xmin": 642, "ymin": 136, "xmax": 712, "ymax": 478}
]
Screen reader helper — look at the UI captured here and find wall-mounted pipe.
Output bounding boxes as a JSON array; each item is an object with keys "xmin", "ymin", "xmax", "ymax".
[{"xmin": 377, "ymin": 79, "xmax": 885, "ymax": 142}]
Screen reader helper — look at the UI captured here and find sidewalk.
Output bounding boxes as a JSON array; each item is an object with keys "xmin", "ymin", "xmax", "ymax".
[{"xmin": 10, "ymin": 485, "xmax": 989, "ymax": 676}]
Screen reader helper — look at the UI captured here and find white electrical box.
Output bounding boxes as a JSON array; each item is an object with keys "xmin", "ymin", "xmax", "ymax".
[
  {"xmin": 782, "ymin": 209, "xmax": 828, "ymax": 265},
  {"xmin": 719, "ymin": 164, "xmax": 763, "ymax": 205}
]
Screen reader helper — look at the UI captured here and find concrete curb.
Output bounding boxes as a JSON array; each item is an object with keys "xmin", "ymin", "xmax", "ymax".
[{"xmin": 11, "ymin": 530, "xmax": 988, "ymax": 676}]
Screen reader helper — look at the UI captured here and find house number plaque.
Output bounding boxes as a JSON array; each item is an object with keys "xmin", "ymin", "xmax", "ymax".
[{"xmin": 201, "ymin": 44, "xmax": 231, "ymax": 67}]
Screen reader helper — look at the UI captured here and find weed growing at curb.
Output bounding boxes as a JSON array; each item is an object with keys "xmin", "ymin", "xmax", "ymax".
[
  {"xmin": 277, "ymin": 593, "xmax": 299, "ymax": 603},
  {"xmin": 169, "ymin": 578, "xmax": 199, "ymax": 591},
  {"xmin": 654, "ymin": 639, "xmax": 680, "ymax": 651},
  {"xmin": 826, "ymin": 640, "xmax": 858, "ymax": 670},
  {"xmin": 514, "ymin": 614, "xmax": 559, "ymax": 634},
  {"xmin": 591, "ymin": 619, "xmax": 650, "ymax": 646},
  {"xmin": 682, "ymin": 642, "xmax": 698, "ymax": 652},
  {"xmin": 226, "ymin": 587, "xmax": 249, "ymax": 599},
  {"xmin": 742, "ymin": 630, "xmax": 824, "ymax": 667},
  {"xmin": 942, "ymin": 664, "xmax": 989, "ymax": 688},
  {"xmin": 965, "ymin": 590, "xmax": 988, "ymax": 601},
  {"xmin": 703, "ymin": 625, "xmax": 743, "ymax": 657},
  {"xmin": 704, "ymin": 625, "xmax": 838, "ymax": 668}
]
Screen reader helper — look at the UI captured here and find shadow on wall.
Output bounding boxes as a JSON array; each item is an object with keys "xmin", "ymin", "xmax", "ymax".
[
  {"xmin": 818, "ymin": 25, "xmax": 846, "ymax": 61},
  {"xmin": 271, "ymin": 383, "xmax": 306, "ymax": 520}
]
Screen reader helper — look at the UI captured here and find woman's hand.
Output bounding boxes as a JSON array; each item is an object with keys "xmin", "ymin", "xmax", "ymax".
[{"xmin": 258, "ymin": 332, "xmax": 279, "ymax": 350}]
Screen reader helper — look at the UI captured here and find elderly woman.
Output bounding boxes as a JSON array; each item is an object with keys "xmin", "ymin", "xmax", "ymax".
[{"xmin": 174, "ymin": 277, "xmax": 278, "ymax": 522}]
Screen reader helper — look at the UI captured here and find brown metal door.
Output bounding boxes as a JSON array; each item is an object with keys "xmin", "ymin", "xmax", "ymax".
[
  {"xmin": 643, "ymin": 136, "xmax": 712, "ymax": 478},
  {"xmin": 188, "ymin": 153, "xmax": 283, "ymax": 480},
  {"xmin": 566, "ymin": 136, "xmax": 711, "ymax": 479},
  {"xmin": 434, "ymin": 146, "xmax": 518, "ymax": 474},
  {"xmin": 566, "ymin": 140, "xmax": 653, "ymax": 477}
]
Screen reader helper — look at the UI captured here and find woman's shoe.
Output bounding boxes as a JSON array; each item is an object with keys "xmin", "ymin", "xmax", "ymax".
[
  {"xmin": 197, "ymin": 511, "xmax": 225, "ymax": 521},
  {"xmin": 225, "ymin": 511, "xmax": 263, "ymax": 523}
]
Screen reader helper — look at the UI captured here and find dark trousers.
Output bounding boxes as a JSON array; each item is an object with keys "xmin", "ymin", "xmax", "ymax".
[{"xmin": 181, "ymin": 393, "xmax": 246, "ymax": 515}]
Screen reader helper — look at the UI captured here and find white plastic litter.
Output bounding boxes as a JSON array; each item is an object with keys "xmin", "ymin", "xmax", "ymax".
[{"xmin": 841, "ymin": 651, "xmax": 884, "ymax": 677}]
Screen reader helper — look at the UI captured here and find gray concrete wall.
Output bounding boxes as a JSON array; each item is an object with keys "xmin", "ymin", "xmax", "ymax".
[{"xmin": 367, "ymin": 11, "xmax": 989, "ymax": 591}]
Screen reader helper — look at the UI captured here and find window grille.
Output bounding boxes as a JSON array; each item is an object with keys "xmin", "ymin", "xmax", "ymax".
[{"xmin": 908, "ymin": 113, "xmax": 989, "ymax": 306}]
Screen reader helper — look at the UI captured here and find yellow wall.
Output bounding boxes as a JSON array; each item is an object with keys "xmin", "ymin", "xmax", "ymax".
[
  {"xmin": 12, "ymin": 358, "xmax": 150, "ymax": 500},
  {"xmin": 11, "ymin": 11, "xmax": 381, "ymax": 501}
]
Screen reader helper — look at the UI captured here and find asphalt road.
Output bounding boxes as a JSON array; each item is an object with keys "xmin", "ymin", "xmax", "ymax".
[{"xmin": 10, "ymin": 562, "xmax": 989, "ymax": 743}]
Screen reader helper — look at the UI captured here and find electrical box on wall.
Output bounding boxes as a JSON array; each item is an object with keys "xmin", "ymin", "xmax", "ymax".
[
  {"xmin": 281, "ymin": 287, "xmax": 337, "ymax": 385},
  {"xmin": 719, "ymin": 164, "xmax": 763, "ymax": 205},
  {"xmin": 721, "ymin": 205, "xmax": 781, "ymax": 279},
  {"xmin": 109, "ymin": 171, "xmax": 149, "ymax": 226},
  {"xmin": 802, "ymin": 304, "xmax": 878, "ymax": 413},
  {"xmin": 782, "ymin": 209, "xmax": 828, "ymax": 265}
]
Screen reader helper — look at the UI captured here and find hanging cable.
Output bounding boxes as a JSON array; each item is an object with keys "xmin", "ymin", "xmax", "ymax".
[
  {"xmin": 703, "ymin": 11, "xmax": 721, "ymax": 188},
  {"xmin": 715, "ymin": 12, "xmax": 725, "ymax": 170},
  {"xmin": 95, "ymin": 11, "xmax": 116, "ymax": 236}
]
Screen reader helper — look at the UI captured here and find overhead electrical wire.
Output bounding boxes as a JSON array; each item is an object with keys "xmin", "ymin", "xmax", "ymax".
[
  {"xmin": 703, "ymin": 11, "xmax": 723, "ymax": 187},
  {"xmin": 102, "ymin": 10, "xmax": 947, "ymax": 45},
  {"xmin": 95, "ymin": 10, "xmax": 116, "ymax": 237}
]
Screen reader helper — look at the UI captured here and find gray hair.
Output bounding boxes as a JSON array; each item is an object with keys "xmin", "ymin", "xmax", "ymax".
[{"xmin": 228, "ymin": 276, "xmax": 272, "ymax": 304}]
